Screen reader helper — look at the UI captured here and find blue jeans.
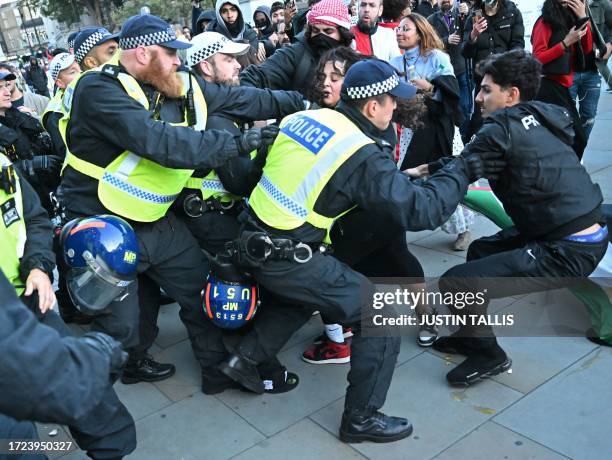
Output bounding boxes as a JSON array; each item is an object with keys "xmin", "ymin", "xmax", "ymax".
[
  {"xmin": 456, "ymin": 72, "xmax": 473, "ymax": 138},
  {"xmin": 569, "ymin": 71, "xmax": 602, "ymax": 141}
]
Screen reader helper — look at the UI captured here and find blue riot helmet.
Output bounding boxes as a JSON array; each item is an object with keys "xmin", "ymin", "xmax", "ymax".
[
  {"xmin": 203, "ymin": 255, "xmax": 259, "ymax": 329},
  {"xmin": 61, "ymin": 215, "xmax": 139, "ymax": 314}
]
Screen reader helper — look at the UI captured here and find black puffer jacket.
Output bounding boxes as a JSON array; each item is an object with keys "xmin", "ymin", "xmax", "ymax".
[
  {"xmin": 240, "ymin": 34, "xmax": 317, "ymax": 96},
  {"xmin": 461, "ymin": 1, "xmax": 525, "ymax": 65}
]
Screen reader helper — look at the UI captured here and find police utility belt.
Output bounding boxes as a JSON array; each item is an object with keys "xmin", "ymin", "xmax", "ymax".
[
  {"xmin": 182, "ymin": 193, "xmax": 243, "ymax": 218},
  {"xmin": 226, "ymin": 231, "xmax": 331, "ymax": 267}
]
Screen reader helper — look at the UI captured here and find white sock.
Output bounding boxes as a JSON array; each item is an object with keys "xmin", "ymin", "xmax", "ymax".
[{"xmin": 325, "ymin": 323, "xmax": 344, "ymax": 343}]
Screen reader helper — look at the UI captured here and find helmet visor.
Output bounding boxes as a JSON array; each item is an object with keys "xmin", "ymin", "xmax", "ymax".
[{"xmin": 66, "ymin": 252, "xmax": 133, "ymax": 314}]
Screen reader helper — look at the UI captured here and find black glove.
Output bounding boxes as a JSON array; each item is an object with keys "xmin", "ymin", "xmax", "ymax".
[
  {"xmin": 81, "ymin": 331, "xmax": 128, "ymax": 383},
  {"xmin": 235, "ymin": 126, "xmax": 280, "ymax": 155},
  {"xmin": 22, "ymin": 155, "xmax": 63, "ymax": 175},
  {"xmin": 462, "ymin": 151, "xmax": 506, "ymax": 182}
]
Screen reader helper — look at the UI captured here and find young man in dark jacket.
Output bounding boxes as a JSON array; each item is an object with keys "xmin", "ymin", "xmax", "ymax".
[
  {"xmin": 25, "ymin": 56, "xmax": 49, "ymax": 97},
  {"xmin": 429, "ymin": 50, "xmax": 607, "ymax": 387}
]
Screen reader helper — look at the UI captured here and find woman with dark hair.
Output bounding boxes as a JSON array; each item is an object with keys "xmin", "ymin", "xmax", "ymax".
[{"xmin": 532, "ymin": 0, "xmax": 592, "ymax": 159}]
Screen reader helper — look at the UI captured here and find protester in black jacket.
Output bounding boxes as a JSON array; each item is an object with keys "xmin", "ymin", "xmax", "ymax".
[
  {"xmin": 421, "ymin": 50, "xmax": 606, "ymax": 389},
  {"xmin": 428, "ymin": 0, "xmax": 471, "ymax": 135},
  {"xmin": 207, "ymin": 0, "xmax": 261, "ymax": 65},
  {"xmin": 24, "ymin": 57, "xmax": 49, "ymax": 97}
]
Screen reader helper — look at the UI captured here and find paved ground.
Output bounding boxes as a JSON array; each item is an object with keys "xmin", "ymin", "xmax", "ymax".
[{"xmin": 49, "ymin": 90, "xmax": 612, "ymax": 460}]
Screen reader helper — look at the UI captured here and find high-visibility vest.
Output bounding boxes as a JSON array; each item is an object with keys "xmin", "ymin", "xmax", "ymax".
[
  {"xmin": 41, "ymin": 89, "xmax": 65, "ymax": 132},
  {"xmin": 0, "ymin": 153, "xmax": 27, "ymax": 296},
  {"xmin": 248, "ymin": 108, "xmax": 373, "ymax": 243},
  {"xmin": 58, "ymin": 54, "xmax": 208, "ymax": 222}
]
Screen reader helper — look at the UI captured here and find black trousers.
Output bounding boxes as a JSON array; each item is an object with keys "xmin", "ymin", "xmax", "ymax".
[
  {"xmin": 21, "ymin": 294, "xmax": 136, "ymax": 459},
  {"xmin": 234, "ymin": 238, "xmax": 401, "ymax": 411},
  {"xmin": 439, "ymin": 226, "xmax": 607, "ymax": 346},
  {"xmin": 536, "ymin": 77, "xmax": 588, "ymax": 160}
]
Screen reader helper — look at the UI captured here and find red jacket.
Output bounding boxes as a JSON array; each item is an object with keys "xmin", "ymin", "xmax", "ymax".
[{"xmin": 532, "ymin": 17, "xmax": 592, "ymax": 88}]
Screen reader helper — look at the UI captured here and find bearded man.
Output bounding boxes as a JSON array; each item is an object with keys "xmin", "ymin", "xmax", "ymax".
[
  {"xmin": 58, "ymin": 14, "xmax": 277, "ymax": 392},
  {"xmin": 350, "ymin": 0, "xmax": 401, "ymax": 61}
]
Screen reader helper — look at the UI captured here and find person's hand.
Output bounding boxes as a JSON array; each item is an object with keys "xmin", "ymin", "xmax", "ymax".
[
  {"xmin": 81, "ymin": 332, "xmax": 128, "ymax": 383},
  {"xmin": 458, "ymin": 2, "xmax": 469, "ymax": 14},
  {"xmin": 563, "ymin": 25, "xmax": 588, "ymax": 47},
  {"xmin": 285, "ymin": 4, "xmax": 297, "ymax": 23},
  {"xmin": 403, "ymin": 164, "xmax": 429, "ymax": 178},
  {"xmin": 470, "ymin": 17, "xmax": 488, "ymax": 42},
  {"xmin": 566, "ymin": 0, "xmax": 586, "ymax": 19},
  {"xmin": 448, "ymin": 33, "xmax": 461, "ymax": 45},
  {"xmin": 16, "ymin": 106, "xmax": 36, "ymax": 116},
  {"xmin": 463, "ymin": 150, "xmax": 506, "ymax": 182},
  {"xmin": 257, "ymin": 42, "xmax": 267, "ymax": 62},
  {"xmin": 268, "ymin": 32, "xmax": 279, "ymax": 46},
  {"xmin": 603, "ymin": 42, "xmax": 612, "ymax": 60},
  {"xmin": 410, "ymin": 78, "xmax": 434, "ymax": 91},
  {"xmin": 29, "ymin": 154, "xmax": 62, "ymax": 175},
  {"xmin": 24, "ymin": 268, "xmax": 56, "ymax": 314},
  {"xmin": 236, "ymin": 126, "xmax": 280, "ymax": 155}
]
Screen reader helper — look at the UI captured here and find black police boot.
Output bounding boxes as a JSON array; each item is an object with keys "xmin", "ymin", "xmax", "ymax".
[
  {"xmin": 121, "ymin": 355, "xmax": 176, "ymax": 384},
  {"xmin": 339, "ymin": 408, "xmax": 413, "ymax": 443},
  {"xmin": 219, "ymin": 354, "xmax": 265, "ymax": 394},
  {"xmin": 201, "ymin": 367, "xmax": 242, "ymax": 395},
  {"xmin": 446, "ymin": 339, "xmax": 511, "ymax": 387}
]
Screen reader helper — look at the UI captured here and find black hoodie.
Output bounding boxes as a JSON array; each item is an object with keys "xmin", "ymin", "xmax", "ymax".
[{"xmin": 454, "ymin": 101, "xmax": 602, "ymax": 240}]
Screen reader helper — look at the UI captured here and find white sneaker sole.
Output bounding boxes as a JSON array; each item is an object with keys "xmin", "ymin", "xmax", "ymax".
[{"xmin": 301, "ymin": 355, "xmax": 351, "ymax": 364}]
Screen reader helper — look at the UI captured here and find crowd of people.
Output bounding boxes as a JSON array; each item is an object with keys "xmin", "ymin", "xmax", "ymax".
[{"xmin": 1, "ymin": 0, "xmax": 611, "ymax": 456}]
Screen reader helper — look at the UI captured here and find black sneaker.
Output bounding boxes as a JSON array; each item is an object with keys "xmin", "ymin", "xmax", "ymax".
[
  {"xmin": 446, "ymin": 345, "xmax": 511, "ymax": 387},
  {"xmin": 261, "ymin": 367, "xmax": 300, "ymax": 394},
  {"xmin": 432, "ymin": 334, "xmax": 475, "ymax": 356},
  {"xmin": 586, "ymin": 327, "xmax": 612, "ymax": 347},
  {"xmin": 339, "ymin": 409, "xmax": 413, "ymax": 444},
  {"xmin": 121, "ymin": 356, "xmax": 176, "ymax": 384}
]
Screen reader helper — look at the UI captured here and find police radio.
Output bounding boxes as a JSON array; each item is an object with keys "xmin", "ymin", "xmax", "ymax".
[{"xmin": 186, "ymin": 72, "xmax": 197, "ymax": 127}]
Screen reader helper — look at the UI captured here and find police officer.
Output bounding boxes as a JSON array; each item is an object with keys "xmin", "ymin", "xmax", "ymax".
[
  {"xmin": 73, "ymin": 27, "xmax": 119, "ymax": 71},
  {"xmin": 0, "ymin": 70, "xmax": 61, "ymax": 212},
  {"xmin": 59, "ymin": 14, "xmax": 276, "ymax": 389},
  {"xmin": 0, "ymin": 149, "xmax": 136, "ymax": 458},
  {"xmin": 220, "ymin": 59, "xmax": 503, "ymax": 443}
]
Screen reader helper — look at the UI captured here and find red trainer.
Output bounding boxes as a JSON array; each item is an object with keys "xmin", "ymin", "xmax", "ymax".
[{"xmin": 302, "ymin": 339, "xmax": 351, "ymax": 364}]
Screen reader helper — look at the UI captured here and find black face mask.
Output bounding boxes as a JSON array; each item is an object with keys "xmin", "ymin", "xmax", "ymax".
[
  {"xmin": 255, "ymin": 19, "xmax": 268, "ymax": 28},
  {"xmin": 308, "ymin": 33, "xmax": 340, "ymax": 54}
]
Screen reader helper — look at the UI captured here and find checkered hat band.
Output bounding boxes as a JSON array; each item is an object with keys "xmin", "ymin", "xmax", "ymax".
[
  {"xmin": 346, "ymin": 74, "xmax": 399, "ymax": 99},
  {"xmin": 51, "ymin": 64, "xmax": 62, "ymax": 81},
  {"xmin": 119, "ymin": 28, "xmax": 176, "ymax": 49},
  {"xmin": 68, "ymin": 39, "xmax": 75, "ymax": 49},
  {"xmin": 188, "ymin": 40, "xmax": 225, "ymax": 66},
  {"xmin": 75, "ymin": 31, "xmax": 107, "ymax": 63}
]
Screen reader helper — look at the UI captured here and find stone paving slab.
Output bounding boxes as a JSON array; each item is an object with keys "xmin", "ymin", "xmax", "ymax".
[
  {"xmin": 152, "ymin": 340, "xmax": 201, "ymax": 402},
  {"xmin": 494, "ymin": 347, "xmax": 612, "ymax": 460},
  {"xmin": 130, "ymin": 393, "xmax": 266, "ymax": 460},
  {"xmin": 433, "ymin": 421, "xmax": 570, "ymax": 460},
  {"xmin": 113, "ymin": 381, "xmax": 173, "ymax": 421},
  {"xmin": 232, "ymin": 419, "xmax": 366, "ymax": 460},
  {"xmin": 405, "ymin": 244, "xmax": 466, "ymax": 277},
  {"xmin": 310, "ymin": 352, "xmax": 522, "ymax": 460},
  {"xmin": 154, "ymin": 303, "xmax": 188, "ymax": 349}
]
